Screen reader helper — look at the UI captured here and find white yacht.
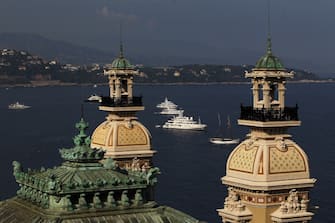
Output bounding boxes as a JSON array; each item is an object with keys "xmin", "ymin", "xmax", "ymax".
[
  {"xmin": 87, "ymin": 94, "xmax": 102, "ymax": 102},
  {"xmin": 156, "ymin": 97, "xmax": 178, "ymax": 109},
  {"xmin": 8, "ymin": 102, "xmax": 31, "ymax": 110},
  {"xmin": 162, "ymin": 112, "xmax": 207, "ymax": 130}
]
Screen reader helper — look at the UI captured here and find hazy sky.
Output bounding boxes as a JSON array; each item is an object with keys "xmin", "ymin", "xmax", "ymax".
[{"xmin": 0, "ymin": 0, "xmax": 334, "ymax": 73}]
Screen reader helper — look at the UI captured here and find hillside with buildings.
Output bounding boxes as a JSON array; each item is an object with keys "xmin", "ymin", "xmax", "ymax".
[
  {"xmin": 137, "ymin": 64, "xmax": 320, "ymax": 83},
  {"xmin": 0, "ymin": 48, "xmax": 323, "ymax": 86}
]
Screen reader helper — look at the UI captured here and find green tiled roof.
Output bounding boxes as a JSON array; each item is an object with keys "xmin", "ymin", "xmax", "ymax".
[
  {"xmin": 254, "ymin": 37, "xmax": 285, "ymax": 71},
  {"xmin": 11, "ymin": 118, "xmax": 160, "ymax": 212},
  {"xmin": 111, "ymin": 57, "xmax": 133, "ymax": 70},
  {"xmin": 111, "ymin": 43, "xmax": 134, "ymax": 70}
]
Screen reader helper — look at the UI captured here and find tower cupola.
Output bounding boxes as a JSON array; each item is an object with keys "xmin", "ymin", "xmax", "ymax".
[
  {"xmin": 100, "ymin": 42, "xmax": 140, "ymax": 110},
  {"xmin": 90, "ymin": 41, "xmax": 155, "ymax": 169},
  {"xmin": 240, "ymin": 36, "xmax": 299, "ymax": 129}
]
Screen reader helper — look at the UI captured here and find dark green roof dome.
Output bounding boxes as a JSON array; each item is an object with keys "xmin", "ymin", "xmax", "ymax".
[
  {"xmin": 111, "ymin": 44, "xmax": 134, "ymax": 70},
  {"xmin": 111, "ymin": 56, "xmax": 133, "ymax": 69},
  {"xmin": 254, "ymin": 37, "xmax": 285, "ymax": 71}
]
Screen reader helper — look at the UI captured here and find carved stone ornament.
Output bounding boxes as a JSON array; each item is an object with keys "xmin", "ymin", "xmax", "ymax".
[
  {"xmin": 279, "ymin": 189, "xmax": 309, "ymax": 214},
  {"xmin": 223, "ymin": 187, "xmax": 248, "ymax": 213}
]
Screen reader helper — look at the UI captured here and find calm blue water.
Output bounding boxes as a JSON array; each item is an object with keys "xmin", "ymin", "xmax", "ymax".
[{"xmin": 0, "ymin": 83, "xmax": 334, "ymax": 223}]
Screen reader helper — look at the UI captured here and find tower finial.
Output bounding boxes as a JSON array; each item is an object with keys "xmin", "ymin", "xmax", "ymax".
[
  {"xmin": 267, "ymin": 35, "xmax": 272, "ymax": 55},
  {"xmin": 119, "ymin": 23, "xmax": 124, "ymax": 58},
  {"xmin": 266, "ymin": 0, "xmax": 272, "ymax": 55}
]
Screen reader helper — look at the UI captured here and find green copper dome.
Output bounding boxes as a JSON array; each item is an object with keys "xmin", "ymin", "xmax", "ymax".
[
  {"xmin": 111, "ymin": 43, "xmax": 134, "ymax": 70},
  {"xmin": 254, "ymin": 37, "xmax": 285, "ymax": 71}
]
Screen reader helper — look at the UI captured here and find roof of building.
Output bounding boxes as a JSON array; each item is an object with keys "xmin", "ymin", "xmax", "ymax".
[
  {"xmin": 0, "ymin": 118, "xmax": 200, "ymax": 223},
  {"xmin": 0, "ymin": 199, "xmax": 200, "ymax": 223}
]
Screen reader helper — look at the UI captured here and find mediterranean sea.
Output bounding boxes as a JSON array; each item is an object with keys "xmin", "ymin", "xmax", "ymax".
[{"xmin": 0, "ymin": 83, "xmax": 334, "ymax": 223}]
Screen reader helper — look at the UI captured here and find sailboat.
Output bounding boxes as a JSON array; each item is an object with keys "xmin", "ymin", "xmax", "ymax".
[{"xmin": 209, "ymin": 114, "xmax": 240, "ymax": 145}]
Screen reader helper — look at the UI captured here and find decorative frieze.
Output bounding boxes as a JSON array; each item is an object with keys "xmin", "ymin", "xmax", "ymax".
[{"xmin": 235, "ymin": 188, "xmax": 308, "ymax": 205}]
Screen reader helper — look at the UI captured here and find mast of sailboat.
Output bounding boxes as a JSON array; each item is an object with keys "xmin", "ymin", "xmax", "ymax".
[
  {"xmin": 215, "ymin": 113, "xmax": 223, "ymax": 137},
  {"xmin": 217, "ymin": 113, "xmax": 222, "ymax": 127},
  {"xmin": 227, "ymin": 115, "xmax": 232, "ymax": 139}
]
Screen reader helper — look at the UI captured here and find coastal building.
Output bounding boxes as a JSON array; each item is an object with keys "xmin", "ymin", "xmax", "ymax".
[
  {"xmin": 0, "ymin": 118, "xmax": 200, "ymax": 223},
  {"xmin": 217, "ymin": 37, "xmax": 316, "ymax": 223},
  {"xmin": 90, "ymin": 43, "xmax": 155, "ymax": 169}
]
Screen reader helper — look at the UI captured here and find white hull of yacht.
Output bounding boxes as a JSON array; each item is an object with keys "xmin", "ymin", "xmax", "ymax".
[
  {"xmin": 209, "ymin": 137, "xmax": 240, "ymax": 145},
  {"xmin": 162, "ymin": 123, "xmax": 206, "ymax": 131},
  {"xmin": 159, "ymin": 109, "xmax": 183, "ymax": 115}
]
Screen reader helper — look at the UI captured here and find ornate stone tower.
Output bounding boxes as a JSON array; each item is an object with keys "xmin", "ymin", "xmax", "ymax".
[
  {"xmin": 217, "ymin": 38, "xmax": 316, "ymax": 223},
  {"xmin": 90, "ymin": 43, "xmax": 155, "ymax": 169}
]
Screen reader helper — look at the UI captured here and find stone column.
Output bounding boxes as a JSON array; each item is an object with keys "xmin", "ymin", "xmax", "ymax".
[
  {"xmin": 128, "ymin": 78, "xmax": 133, "ymax": 99},
  {"xmin": 252, "ymin": 80, "xmax": 259, "ymax": 108},
  {"xmin": 115, "ymin": 78, "xmax": 121, "ymax": 100},
  {"xmin": 278, "ymin": 82, "xmax": 286, "ymax": 109},
  {"xmin": 109, "ymin": 77, "xmax": 115, "ymax": 98},
  {"xmin": 263, "ymin": 81, "xmax": 271, "ymax": 109}
]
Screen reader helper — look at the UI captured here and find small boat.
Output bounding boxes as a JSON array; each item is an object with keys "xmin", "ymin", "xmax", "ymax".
[
  {"xmin": 156, "ymin": 97, "xmax": 178, "ymax": 109},
  {"xmin": 162, "ymin": 111, "xmax": 207, "ymax": 131},
  {"xmin": 210, "ymin": 114, "xmax": 239, "ymax": 145},
  {"xmin": 86, "ymin": 94, "xmax": 102, "ymax": 102},
  {"xmin": 8, "ymin": 102, "xmax": 31, "ymax": 110}
]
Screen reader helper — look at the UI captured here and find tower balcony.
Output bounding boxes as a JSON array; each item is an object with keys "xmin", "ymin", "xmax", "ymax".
[
  {"xmin": 238, "ymin": 105, "xmax": 301, "ymax": 128},
  {"xmin": 100, "ymin": 96, "xmax": 143, "ymax": 107},
  {"xmin": 98, "ymin": 96, "xmax": 144, "ymax": 112}
]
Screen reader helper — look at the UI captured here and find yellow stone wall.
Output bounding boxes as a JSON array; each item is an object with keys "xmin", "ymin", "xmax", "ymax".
[
  {"xmin": 229, "ymin": 145, "xmax": 258, "ymax": 173},
  {"xmin": 269, "ymin": 146, "xmax": 306, "ymax": 174},
  {"xmin": 117, "ymin": 125, "xmax": 147, "ymax": 146},
  {"xmin": 91, "ymin": 124, "xmax": 112, "ymax": 146}
]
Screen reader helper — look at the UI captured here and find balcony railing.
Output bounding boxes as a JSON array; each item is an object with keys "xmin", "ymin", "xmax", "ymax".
[
  {"xmin": 100, "ymin": 96, "xmax": 143, "ymax": 107},
  {"xmin": 240, "ymin": 105, "xmax": 299, "ymax": 122}
]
